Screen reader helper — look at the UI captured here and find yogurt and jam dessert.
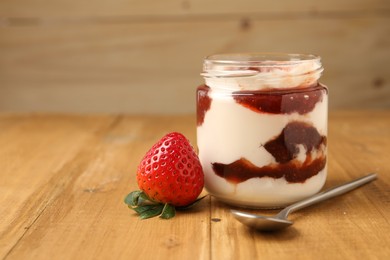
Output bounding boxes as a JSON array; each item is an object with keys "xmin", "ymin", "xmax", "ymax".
[{"xmin": 196, "ymin": 53, "xmax": 328, "ymax": 208}]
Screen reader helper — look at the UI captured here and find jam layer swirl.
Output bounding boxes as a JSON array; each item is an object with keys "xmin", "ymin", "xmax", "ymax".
[
  {"xmin": 212, "ymin": 121, "xmax": 327, "ymax": 183},
  {"xmin": 233, "ymin": 84, "xmax": 326, "ymax": 115},
  {"xmin": 196, "ymin": 84, "xmax": 327, "ymax": 127}
]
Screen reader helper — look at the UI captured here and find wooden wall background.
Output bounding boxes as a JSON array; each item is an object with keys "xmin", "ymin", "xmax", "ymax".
[{"xmin": 0, "ymin": 0, "xmax": 389, "ymax": 114}]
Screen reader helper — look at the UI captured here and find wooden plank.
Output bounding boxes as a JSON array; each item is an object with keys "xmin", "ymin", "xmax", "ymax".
[
  {"xmin": 0, "ymin": 17, "xmax": 389, "ymax": 113},
  {"xmin": 0, "ymin": 112, "xmax": 389, "ymax": 259},
  {"xmin": 0, "ymin": 115, "xmax": 118, "ymax": 258},
  {"xmin": 0, "ymin": 0, "xmax": 389, "ymax": 18},
  {"xmin": 210, "ymin": 111, "xmax": 390, "ymax": 259},
  {"xmin": 1, "ymin": 114, "xmax": 211, "ymax": 260}
]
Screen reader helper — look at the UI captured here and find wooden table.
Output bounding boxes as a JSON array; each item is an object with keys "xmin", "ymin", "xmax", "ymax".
[{"xmin": 1, "ymin": 111, "xmax": 389, "ymax": 259}]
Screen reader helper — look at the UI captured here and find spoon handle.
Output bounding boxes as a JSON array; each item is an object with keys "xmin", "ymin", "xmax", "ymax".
[{"xmin": 280, "ymin": 173, "xmax": 377, "ymax": 217}]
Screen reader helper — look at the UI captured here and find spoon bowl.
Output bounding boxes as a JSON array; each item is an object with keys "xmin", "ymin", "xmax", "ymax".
[
  {"xmin": 231, "ymin": 173, "xmax": 377, "ymax": 231},
  {"xmin": 231, "ymin": 210, "xmax": 293, "ymax": 231}
]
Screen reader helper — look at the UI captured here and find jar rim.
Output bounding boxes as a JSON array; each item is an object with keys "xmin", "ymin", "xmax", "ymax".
[
  {"xmin": 202, "ymin": 52, "xmax": 324, "ymax": 88},
  {"xmin": 204, "ymin": 53, "xmax": 321, "ymax": 66},
  {"xmin": 202, "ymin": 52, "xmax": 323, "ymax": 79}
]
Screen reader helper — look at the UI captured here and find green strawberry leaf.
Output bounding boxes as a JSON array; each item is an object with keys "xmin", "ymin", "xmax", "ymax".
[
  {"xmin": 125, "ymin": 192, "xmax": 206, "ymax": 219},
  {"xmin": 132, "ymin": 205, "xmax": 155, "ymax": 214},
  {"xmin": 139, "ymin": 192, "xmax": 150, "ymax": 201},
  {"xmin": 124, "ymin": 190, "xmax": 158, "ymax": 207},
  {"xmin": 160, "ymin": 204, "xmax": 176, "ymax": 219},
  {"xmin": 124, "ymin": 191, "xmax": 142, "ymax": 206},
  {"xmin": 139, "ymin": 205, "xmax": 164, "ymax": 219},
  {"xmin": 137, "ymin": 192, "xmax": 158, "ymax": 206}
]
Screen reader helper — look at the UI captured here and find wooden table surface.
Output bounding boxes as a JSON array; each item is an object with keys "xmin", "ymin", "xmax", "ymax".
[{"xmin": 1, "ymin": 111, "xmax": 389, "ymax": 260}]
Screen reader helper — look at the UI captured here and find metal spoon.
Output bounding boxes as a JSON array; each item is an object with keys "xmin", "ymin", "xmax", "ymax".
[{"xmin": 231, "ymin": 173, "xmax": 377, "ymax": 231}]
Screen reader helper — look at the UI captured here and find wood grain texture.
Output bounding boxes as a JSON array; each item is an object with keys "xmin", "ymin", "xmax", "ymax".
[
  {"xmin": 0, "ymin": 111, "xmax": 389, "ymax": 259},
  {"xmin": 1, "ymin": 0, "xmax": 389, "ymax": 17},
  {"xmin": 0, "ymin": 0, "xmax": 389, "ymax": 113},
  {"xmin": 0, "ymin": 114, "xmax": 210, "ymax": 259},
  {"xmin": 1, "ymin": 15, "xmax": 389, "ymax": 113}
]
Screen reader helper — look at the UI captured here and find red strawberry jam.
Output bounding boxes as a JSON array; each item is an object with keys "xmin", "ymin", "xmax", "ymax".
[{"xmin": 196, "ymin": 85, "xmax": 212, "ymax": 126}]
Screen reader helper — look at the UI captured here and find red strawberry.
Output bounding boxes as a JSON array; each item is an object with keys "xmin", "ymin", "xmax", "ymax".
[{"xmin": 124, "ymin": 132, "xmax": 205, "ymax": 219}]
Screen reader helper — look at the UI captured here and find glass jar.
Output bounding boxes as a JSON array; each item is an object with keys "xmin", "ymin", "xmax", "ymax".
[{"xmin": 196, "ymin": 53, "xmax": 328, "ymax": 208}]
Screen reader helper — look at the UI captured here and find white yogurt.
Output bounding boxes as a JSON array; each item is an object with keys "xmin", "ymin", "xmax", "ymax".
[{"xmin": 197, "ymin": 53, "xmax": 328, "ymax": 208}]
